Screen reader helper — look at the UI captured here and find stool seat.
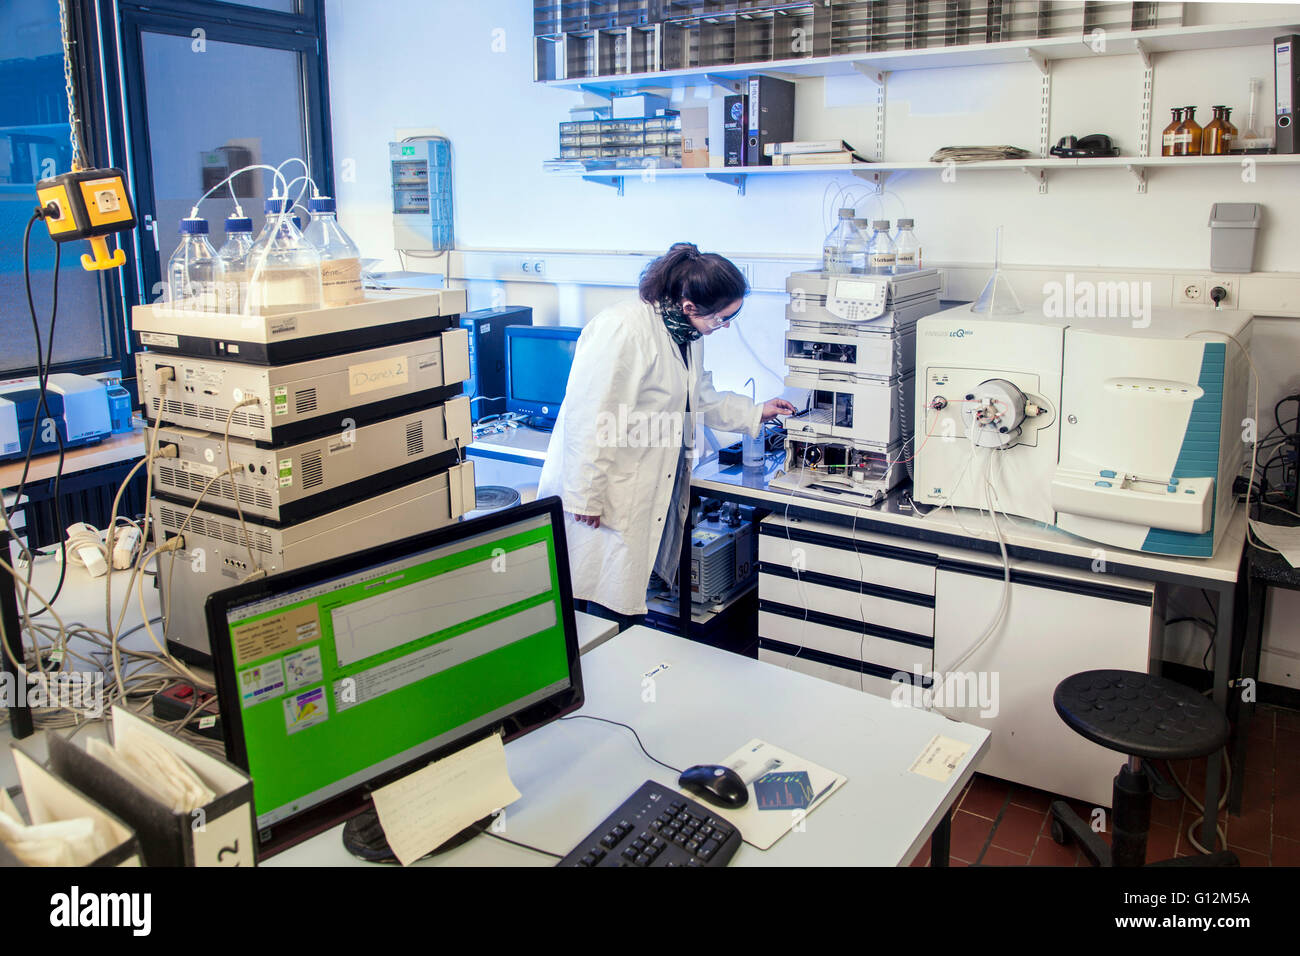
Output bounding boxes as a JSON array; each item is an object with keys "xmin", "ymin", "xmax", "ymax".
[{"xmin": 1053, "ymin": 670, "xmax": 1227, "ymax": 761}]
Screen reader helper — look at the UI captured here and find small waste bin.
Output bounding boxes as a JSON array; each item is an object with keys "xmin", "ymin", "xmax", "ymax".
[{"xmin": 1208, "ymin": 203, "xmax": 1261, "ymax": 274}]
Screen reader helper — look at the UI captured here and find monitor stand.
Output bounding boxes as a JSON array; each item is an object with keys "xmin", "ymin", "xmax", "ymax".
[{"xmin": 341, "ymin": 808, "xmax": 496, "ymax": 864}]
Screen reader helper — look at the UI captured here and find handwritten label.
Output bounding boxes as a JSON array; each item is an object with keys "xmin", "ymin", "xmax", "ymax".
[{"xmin": 349, "ymin": 356, "xmax": 409, "ymax": 395}]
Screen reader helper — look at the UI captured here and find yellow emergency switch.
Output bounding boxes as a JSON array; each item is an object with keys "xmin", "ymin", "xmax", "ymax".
[{"xmin": 35, "ymin": 168, "xmax": 136, "ymax": 272}]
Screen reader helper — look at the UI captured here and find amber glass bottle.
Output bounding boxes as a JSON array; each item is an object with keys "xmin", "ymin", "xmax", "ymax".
[
  {"xmin": 1161, "ymin": 107, "xmax": 1183, "ymax": 157},
  {"xmin": 1179, "ymin": 106, "xmax": 1203, "ymax": 156},
  {"xmin": 1223, "ymin": 106, "xmax": 1238, "ymax": 152},
  {"xmin": 1203, "ymin": 106, "xmax": 1228, "ymax": 156}
]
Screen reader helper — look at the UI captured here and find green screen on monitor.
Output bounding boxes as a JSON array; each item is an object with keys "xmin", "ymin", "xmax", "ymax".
[{"xmin": 218, "ymin": 512, "xmax": 572, "ymax": 829}]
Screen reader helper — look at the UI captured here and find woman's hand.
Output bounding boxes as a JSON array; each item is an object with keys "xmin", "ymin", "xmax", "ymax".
[
  {"xmin": 761, "ymin": 398, "xmax": 799, "ymax": 421},
  {"xmin": 572, "ymin": 513, "xmax": 601, "ymax": 529}
]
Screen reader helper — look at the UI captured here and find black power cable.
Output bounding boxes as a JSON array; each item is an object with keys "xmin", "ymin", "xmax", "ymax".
[{"xmin": 11, "ymin": 210, "xmax": 70, "ymax": 619}]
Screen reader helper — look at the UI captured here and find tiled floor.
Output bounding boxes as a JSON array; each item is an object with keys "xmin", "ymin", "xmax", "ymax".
[{"xmin": 911, "ymin": 703, "xmax": 1300, "ymax": 867}]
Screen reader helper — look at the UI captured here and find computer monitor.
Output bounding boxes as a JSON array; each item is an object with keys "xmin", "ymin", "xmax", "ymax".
[
  {"xmin": 505, "ymin": 325, "xmax": 581, "ymax": 427},
  {"xmin": 205, "ymin": 496, "xmax": 584, "ymax": 859}
]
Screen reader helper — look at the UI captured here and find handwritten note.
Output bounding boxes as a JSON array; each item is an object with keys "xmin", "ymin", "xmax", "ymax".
[{"xmin": 371, "ymin": 734, "xmax": 521, "ymax": 866}]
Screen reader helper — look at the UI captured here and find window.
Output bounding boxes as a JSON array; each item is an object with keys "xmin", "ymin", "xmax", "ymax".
[{"xmin": 0, "ymin": 1, "xmax": 120, "ymax": 378}]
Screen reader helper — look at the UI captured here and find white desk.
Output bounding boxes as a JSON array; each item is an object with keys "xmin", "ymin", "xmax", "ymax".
[{"xmin": 270, "ymin": 626, "xmax": 990, "ymax": 867}]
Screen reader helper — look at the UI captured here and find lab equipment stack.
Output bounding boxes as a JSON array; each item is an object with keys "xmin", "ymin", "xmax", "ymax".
[
  {"xmin": 134, "ymin": 219, "xmax": 475, "ymax": 664},
  {"xmin": 771, "ymin": 267, "xmax": 942, "ymax": 505}
]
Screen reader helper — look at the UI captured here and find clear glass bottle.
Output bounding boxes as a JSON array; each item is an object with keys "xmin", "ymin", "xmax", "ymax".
[
  {"xmin": 167, "ymin": 217, "xmax": 217, "ymax": 311},
  {"xmin": 215, "ymin": 214, "xmax": 254, "ymax": 314},
  {"xmin": 821, "ymin": 208, "xmax": 858, "ymax": 274},
  {"xmin": 1161, "ymin": 107, "xmax": 1183, "ymax": 157},
  {"xmin": 303, "ymin": 196, "xmax": 364, "ymax": 307},
  {"xmin": 893, "ymin": 218, "xmax": 921, "ymax": 272},
  {"xmin": 846, "ymin": 218, "xmax": 871, "ymax": 273},
  {"xmin": 865, "ymin": 220, "xmax": 896, "ymax": 276},
  {"xmin": 245, "ymin": 197, "xmax": 322, "ymax": 315},
  {"xmin": 1203, "ymin": 106, "xmax": 1229, "ymax": 156}
]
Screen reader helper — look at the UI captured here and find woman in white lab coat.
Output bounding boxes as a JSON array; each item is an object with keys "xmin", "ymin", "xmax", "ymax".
[{"xmin": 537, "ymin": 243, "xmax": 796, "ymax": 627}]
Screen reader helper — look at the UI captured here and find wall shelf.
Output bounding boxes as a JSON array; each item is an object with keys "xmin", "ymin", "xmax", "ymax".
[
  {"xmin": 543, "ymin": 19, "xmax": 1300, "ymax": 94},
  {"xmin": 549, "ymin": 154, "xmax": 1300, "ymax": 196}
]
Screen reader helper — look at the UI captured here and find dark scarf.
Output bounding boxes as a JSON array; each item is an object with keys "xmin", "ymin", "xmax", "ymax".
[{"xmin": 659, "ymin": 299, "xmax": 701, "ymax": 345}]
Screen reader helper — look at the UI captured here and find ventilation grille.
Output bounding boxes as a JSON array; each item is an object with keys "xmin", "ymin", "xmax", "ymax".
[
  {"xmin": 156, "ymin": 465, "xmax": 274, "ymax": 509},
  {"xmin": 158, "ymin": 506, "xmax": 274, "ymax": 555},
  {"xmin": 295, "ymin": 388, "xmax": 318, "ymax": 415},
  {"xmin": 300, "ymin": 451, "xmax": 324, "ymax": 490},
  {"xmin": 406, "ymin": 419, "xmax": 425, "ymax": 457},
  {"xmin": 152, "ymin": 397, "xmax": 266, "ymax": 429}
]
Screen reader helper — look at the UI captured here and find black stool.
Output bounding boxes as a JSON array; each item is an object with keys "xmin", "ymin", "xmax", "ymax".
[{"xmin": 1049, "ymin": 670, "xmax": 1238, "ymax": 867}]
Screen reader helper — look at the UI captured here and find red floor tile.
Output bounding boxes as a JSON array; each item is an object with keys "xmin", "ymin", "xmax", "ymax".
[
  {"xmin": 1028, "ymin": 832, "xmax": 1079, "ymax": 866},
  {"xmin": 949, "ymin": 810, "xmax": 993, "ymax": 863},
  {"xmin": 1232, "ymin": 846, "xmax": 1270, "ymax": 867},
  {"xmin": 1273, "ymin": 794, "xmax": 1300, "ymax": 840},
  {"xmin": 1245, "ymin": 734, "xmax": 1275, "ymax": 769},
  {"xmin": 1007, "ymin": 785, "xmax": 1053, "ymax": 814},
  {"xmin": 981, "ymin": 845, "xmax": 1030, "ymax": 866},
  {"xmin": 910, "ymin": 837, "xmax": 931, "ymax": 867},
  {"xmin": 990, "ymin": 804, "xmax": 1048, "ymax": 857},
  {"xmin": 961, "ymin": 775, "xmax": 1010, "ymax": 820},
  {"xmin": 1225, "ymin": 808, "xmax": 1273, "ymax": 855},
  {"xmin": 1272, "ymin": 836, "xmax": 1300, "ymax": 866},
  {"xmin": 1145, "ymin": 823, "xmax": 1179, "ymax": 863},
  {"xmin": 1238, "ymin": 770, "xmax": 1275, "ymax": 813}
]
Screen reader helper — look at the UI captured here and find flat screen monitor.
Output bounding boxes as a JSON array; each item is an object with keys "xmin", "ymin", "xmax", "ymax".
[
  {"xmin": 206, "ymin": 496, "xmax": 584, "ymax": 859},
  {"xmin": 505, "ymin": 325, "xmax": 580, "ymax": 427}
]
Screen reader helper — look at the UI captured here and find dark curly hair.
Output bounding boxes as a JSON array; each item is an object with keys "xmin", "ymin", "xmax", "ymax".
[{"xmin": 638, "ymin": 242, "xmax": 748, "ymax": 313}]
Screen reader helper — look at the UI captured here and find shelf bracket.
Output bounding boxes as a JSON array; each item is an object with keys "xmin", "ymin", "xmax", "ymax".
[
  {"xmin": 1021, "ymin": 166, "xmax": 1048, "ymax": 194},
  {"xmin": 582, "ymin": 174, "xmax": 625, "ymax": 197},
  {"xmin": 705, "ymin": 172, "xmax": 746, "ymax": 195},
  {"xmin": 1134, "ymin": 39, "xmax": 1152, "ymax": 71},
  {"xmin": 1124, "ymin": 163, "xmax": 1148, "ymax": 194},
  {"xmin": 1026, "ymin": 50, "xmax": 1050, "ymax": 76},
  {"xmin": 853, "ymin": 63, "xmax": 886, "ymax": 87},
  {"xmin": 851, "ymin": 168, "xmax": 890, "ymax": 192},
  {"xmin": 704, "ymin": 73, "xmax": 744, "ymax": 94}
]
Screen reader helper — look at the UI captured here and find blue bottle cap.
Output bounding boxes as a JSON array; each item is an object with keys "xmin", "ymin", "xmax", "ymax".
[
  {"xmin": 225, "ymin": 216, "xmax": 253, "ymax": 233},
  {"xmin": 307, "ymin": 196, "xmax": 336, "ymax": 214},
  {"xmin": 264, "ymin": 197, "xmax": 291, "ymax": 215},
  {"xmin": 178, "ymin": 217, "xmax": 209, "ymax": 235}
]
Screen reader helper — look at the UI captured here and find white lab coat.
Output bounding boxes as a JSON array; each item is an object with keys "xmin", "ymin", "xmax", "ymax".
[{"xmin": 537, "ymin": 299, "xmax": 763, "ymax": 615}]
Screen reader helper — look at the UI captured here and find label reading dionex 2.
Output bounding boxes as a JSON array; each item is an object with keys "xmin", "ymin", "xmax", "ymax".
[
  {"xmin": 279, "ymin": 458, "xmax": 292, "ymax": 487},
  {"xmin": 349, "ymin": 356, "xmax": 409, "ymax": 395},
  {"xmin": 273, "ymin": 386, "xmax": 289, "ymax": 416},
  {"xmin": 139, "ymin": 332, "xmax": 179, "ymax": 348}
]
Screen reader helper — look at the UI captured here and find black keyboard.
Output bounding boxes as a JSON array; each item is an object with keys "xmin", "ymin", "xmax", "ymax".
[{"xmin": 557, "ymin": 780, "xmax": 744, "ymax": 867}]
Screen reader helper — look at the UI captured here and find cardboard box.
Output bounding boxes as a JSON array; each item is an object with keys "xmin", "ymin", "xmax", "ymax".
[
  {"xmin": 681, "ymin": 107, "xmax": 710, "ymax": 168},
  {"xmin": 46, "ymin": 707, "xmax": 255, "ymax": 867}
]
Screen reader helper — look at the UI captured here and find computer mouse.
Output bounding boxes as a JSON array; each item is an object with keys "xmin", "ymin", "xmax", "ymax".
[{"xmin": 678, "ymin": 764, "xmax": 749, "ymax": 809}]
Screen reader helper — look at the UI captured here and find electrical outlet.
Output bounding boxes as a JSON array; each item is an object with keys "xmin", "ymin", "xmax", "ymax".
[
  {"xmin": 1176, "ymin": 276, "xmax": 1205, "ymax": 306},
  {"xmin": 1206, "ymin": 278, "xmax": 1235, "ymax": 309}
]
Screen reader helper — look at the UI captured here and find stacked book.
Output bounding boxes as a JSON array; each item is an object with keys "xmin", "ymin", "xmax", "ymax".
[{"xmin": 764, "ymin": 140, "xmax": 869, "ymax": 166}]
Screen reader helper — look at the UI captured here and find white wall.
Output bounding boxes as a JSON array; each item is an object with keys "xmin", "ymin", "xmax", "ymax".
[{"xmin": 325, "ymin": 0, "xmax": 1300, "ymax": 269}]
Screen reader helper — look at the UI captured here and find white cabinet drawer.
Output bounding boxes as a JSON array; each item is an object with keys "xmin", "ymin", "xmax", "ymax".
[
  {"xmin": 759, "ymin": 571, "xmax": 934, "ymax": 638},
  {"xmin": 758, "ymin": 647, "xmax": 913, "ymax": 702},
  {"xmin": 759, "ymin": 609, "xmax": 933, "ymax": 677},
  {"xmin": 759, "ymin": 524, "xmax": 936, "ymax": 596}
]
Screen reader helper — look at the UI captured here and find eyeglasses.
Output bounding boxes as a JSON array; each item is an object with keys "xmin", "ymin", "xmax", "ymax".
[{"xmin": 707, "ymin": 306, "xmax": 741, "ymax": 327}]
